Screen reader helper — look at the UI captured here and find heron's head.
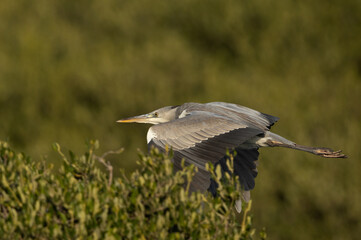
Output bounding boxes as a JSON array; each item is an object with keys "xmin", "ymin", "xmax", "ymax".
[{"xmin": 117, "ymin": 105, "xmax": 179, "ymax": 125}]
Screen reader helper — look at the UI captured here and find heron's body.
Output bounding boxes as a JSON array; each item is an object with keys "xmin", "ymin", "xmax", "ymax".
[{"xmin": 118, "ymin": 102, "xmax": 346, "ymax": 212}]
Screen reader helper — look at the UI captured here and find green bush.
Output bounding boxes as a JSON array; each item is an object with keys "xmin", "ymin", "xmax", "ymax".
[{"xmin": 0, "ymin": 140, "xmax": 265, "ymax": 239}]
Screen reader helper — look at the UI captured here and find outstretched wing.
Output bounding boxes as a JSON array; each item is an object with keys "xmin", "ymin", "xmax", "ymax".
[
  {"xmin": 206, "ymin": 102, "xmax": 279, "ymax": 130},
  {"xmin": 148, "ymin": 111, "xmax": 264, "ymax": 192}
]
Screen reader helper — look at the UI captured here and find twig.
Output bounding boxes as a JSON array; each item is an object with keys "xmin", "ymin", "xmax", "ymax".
[
  {"xmin": 94, "ymin": 148, "xmax": 123, "ymax": 187},
  {"xmin": 241, "ymin": 200, "xmax": 252, "ymax": 233}
]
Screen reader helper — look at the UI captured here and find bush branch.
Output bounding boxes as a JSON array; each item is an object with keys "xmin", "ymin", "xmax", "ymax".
[{"xmin": 94, "ymin": 148, "xmax": 123, "ymax": 186}]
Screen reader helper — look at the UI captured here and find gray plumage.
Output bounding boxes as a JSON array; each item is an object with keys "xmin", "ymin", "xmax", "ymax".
[{"xmin": 117, "ymin": 102, "xmax": 346, "ymax": 212}]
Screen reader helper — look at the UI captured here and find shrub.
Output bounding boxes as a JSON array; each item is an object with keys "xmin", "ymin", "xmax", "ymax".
[{"xmin": 0, "ymin": 140, "xmax": 265, "ymax": 239}]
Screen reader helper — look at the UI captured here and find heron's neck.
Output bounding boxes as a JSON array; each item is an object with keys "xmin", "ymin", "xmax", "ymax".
[{"xmin": 163, "ymin": 107, "xmax": 178, "ymax": 121}]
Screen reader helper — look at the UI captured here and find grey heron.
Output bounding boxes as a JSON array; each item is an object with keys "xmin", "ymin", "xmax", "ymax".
[{"xmin": 117, "ymin": 102, "xmax": 346, "ymax": 212}]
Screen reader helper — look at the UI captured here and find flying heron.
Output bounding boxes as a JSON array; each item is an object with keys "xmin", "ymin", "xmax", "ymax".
[{"xmin": 117, "ymin": 102, "xmax": 346, "ymax": 212}]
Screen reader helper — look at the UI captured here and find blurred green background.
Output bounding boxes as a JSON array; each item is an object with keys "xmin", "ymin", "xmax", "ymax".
[{"xmin": 1, "ymin": 0, "xmax": 360, "ymax": 239}]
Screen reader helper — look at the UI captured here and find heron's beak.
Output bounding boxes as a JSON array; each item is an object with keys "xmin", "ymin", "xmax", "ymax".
[{"xmin": 116, "ymin": 114, "xmax": 150, "ymax": 123}]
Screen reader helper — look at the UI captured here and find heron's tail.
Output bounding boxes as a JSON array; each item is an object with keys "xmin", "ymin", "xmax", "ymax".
[{"xmin": 264, "ymin": 132, "xmax": 347, "ymax": 158}]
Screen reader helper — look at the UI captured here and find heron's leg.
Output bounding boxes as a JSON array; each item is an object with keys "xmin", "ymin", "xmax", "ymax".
[{"xmin": 265, "ymin": 139, "xmax": 347, "ymax": 158}]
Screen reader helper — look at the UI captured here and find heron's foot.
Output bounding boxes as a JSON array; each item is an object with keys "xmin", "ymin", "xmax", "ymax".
[{"xmin": 313, "ymin": 148, "xmax": 347, "ymax": 158}]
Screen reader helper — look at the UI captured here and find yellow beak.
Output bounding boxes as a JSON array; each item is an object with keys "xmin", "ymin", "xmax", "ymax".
[{"xmin": 116, "ymin": 114, "xmax": 149, "ymax": 123}]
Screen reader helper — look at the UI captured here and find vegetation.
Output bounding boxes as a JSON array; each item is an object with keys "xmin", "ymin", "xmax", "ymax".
[
  {"xmin": 0, "ymin": 140, "xmax": 264, "ymax": 239},
  {"xmin": 0, "ymin": 0, "xmax": 360, "ymax": 239}
]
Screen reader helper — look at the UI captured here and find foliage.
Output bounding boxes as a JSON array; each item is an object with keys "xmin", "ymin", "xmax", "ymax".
[{"xmin": 0, "ymin": 140, "xmax": 265, "ymax": 239}]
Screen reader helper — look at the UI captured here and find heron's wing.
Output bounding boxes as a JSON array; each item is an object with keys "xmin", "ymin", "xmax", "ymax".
[
  {"xmin": 172, "ymin": 139, "xmax": 261, "ymax": 193},
  {"xmin": 208, "ymin": 148, "xmax": 259, "ymax": 194},
  {"xmin": 149, "ymin": 111, "xmax": 261, "ymax": 150},
  {"xmin": 206, "ymin": 102, "xmax": 279, "ymax": 130},
  {"xmin": 148, "ymin": 111, "xmax": 263, "ymax": 192}
]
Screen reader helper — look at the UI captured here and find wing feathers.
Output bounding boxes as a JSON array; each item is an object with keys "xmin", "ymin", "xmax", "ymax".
[{"xmin": 208, "ymin": 148, "xmax": 260, "ymax": 195}]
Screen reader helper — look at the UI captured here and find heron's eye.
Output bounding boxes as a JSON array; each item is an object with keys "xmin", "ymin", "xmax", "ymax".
[{"xmin": 154, "ymin": 112, "xmax": 158, "ymax": 117}]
